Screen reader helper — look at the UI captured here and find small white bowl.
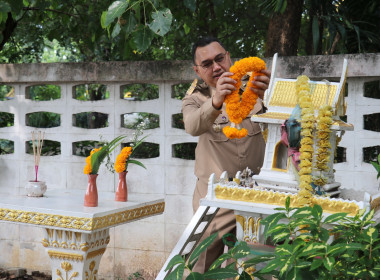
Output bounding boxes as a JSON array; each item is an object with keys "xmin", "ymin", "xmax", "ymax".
[{"xmin": 26, "ymin": 181, "xmax": 47, "ymax": 197}]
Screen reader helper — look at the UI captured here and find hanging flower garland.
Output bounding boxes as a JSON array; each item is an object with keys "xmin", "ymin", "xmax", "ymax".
[
  {"xmin": 296, "ymin": 75, "xmax": 315, "ymax": 207},
  {"xmin": 223, "ymin": 57, "xmax": 266, "ymax": 139},
  {"xmin": 313, "ymin": 104, "xmax": 333, "ymax": 188}
]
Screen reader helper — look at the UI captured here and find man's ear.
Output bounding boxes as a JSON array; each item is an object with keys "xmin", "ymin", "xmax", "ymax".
[{"xmin": 193, "ymin": 65, "xmax": 200, "ymax": 77}]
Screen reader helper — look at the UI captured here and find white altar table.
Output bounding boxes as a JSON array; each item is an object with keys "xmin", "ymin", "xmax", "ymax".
[{"xmin": 0, "ymin": 189, "xmax": 165, "ymax": 280}]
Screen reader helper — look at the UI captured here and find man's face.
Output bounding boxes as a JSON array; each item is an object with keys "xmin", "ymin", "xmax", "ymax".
[{"xmin": 193, "ymin": 42, "xmax": 232, "ymax": 88}]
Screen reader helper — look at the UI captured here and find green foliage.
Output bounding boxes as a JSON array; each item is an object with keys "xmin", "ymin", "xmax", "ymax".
[
  {"xmin": 74, "ymin": 84, "xmax": 110, "ymax": 101},
  {"xmin": 27, "ymin": 85, "xmax": 60, "ymax": 101},
  {"xmin": 0, "ymin": 112, "xmax": 14, "ymax": 127},
  {"xmin": 90, "ymin": 134, "xmax": 127, "ymax": 174},
  {"xmin": 0, "ymin": 85, "xmax": 13, "ymax": 100},
  {"xmin": 103, "ymin": 0, "xmax": 172, "ymax": 52},
  {"xmin": 26, "ymin": 139, "xmax": 60, "ymax": 156},
  {"xmin": 172, "ymin": 143, "xmax": 196, "ymax": 160},
  {"xmin": 256, "ymin": 197, "xmax": 380, "ymax": 279},
  {"xmin": 27, "ymin": 112, "xmax": 60, "ymax": 128},
  {"xmin": 165, "ymin": 197, "xmax": 380, "ymax": 280},
  {"xmin": 0, "ymin": 139, "xmax": 14, "ymax": 154},
  {"xmin": 122, "ymin": 83, "xmax": 159, "ymax": 101},
  {"xmin": 371, "ymin": 154, "xmax": 380, "ymax": 180}
]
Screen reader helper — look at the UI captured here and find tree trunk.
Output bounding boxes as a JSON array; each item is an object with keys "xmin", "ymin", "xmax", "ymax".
[
  {"xmin": 0, "ymin": 13, "xmax": 18, "ymax": 51},
  {"xmin": 264, "ymin": 0, "xmax": 303, "ymax": 57}
]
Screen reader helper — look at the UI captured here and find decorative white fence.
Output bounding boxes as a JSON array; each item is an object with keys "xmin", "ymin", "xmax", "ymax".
[{"xmin": 0, "ymin": 54, "xmax": 379, "ymax": 278}]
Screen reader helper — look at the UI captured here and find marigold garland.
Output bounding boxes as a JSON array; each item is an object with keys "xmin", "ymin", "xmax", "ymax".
[
  {"xmin": 114, "ymin": 146, "xmax": 132, "ymax": 173},
  {"xmin": 296, "ymin": 75, "xmax": 314, "ymax": 206},
  {"xmin": 313, "ymin": 104, "xmax": 333, "ymax": 187},
  {"xmin": 83, "ymin": 147, "xmax": 102, "ymax": 174},
  {"xmin": 223, "ymin": 57, "xmax": 266, "ymax": 139}
]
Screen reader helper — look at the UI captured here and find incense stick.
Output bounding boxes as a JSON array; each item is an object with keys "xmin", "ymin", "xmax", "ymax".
[{"xmin": 32, "ymin": 131, "xmax": 45, "ymax": 182}]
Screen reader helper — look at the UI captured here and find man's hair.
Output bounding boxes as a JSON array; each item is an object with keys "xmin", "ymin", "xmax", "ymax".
[{"xmin": 192, "ymin": 37, "xmax": 226, "ymax": 64}]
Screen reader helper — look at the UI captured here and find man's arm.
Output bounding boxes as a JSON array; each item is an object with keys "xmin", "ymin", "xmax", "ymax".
[{"xmin": 182, "ymin": 94, "xmax": 220, "ymax": 137}]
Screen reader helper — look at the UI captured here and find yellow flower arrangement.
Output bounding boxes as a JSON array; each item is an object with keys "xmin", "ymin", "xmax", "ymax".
[
  {"xmin": 296, "ymin": 75, "xmax": 315, "ymax": 206},
  {"xmin": 223, "ymin": 57, "xmax": 266, "ymax": 139}
]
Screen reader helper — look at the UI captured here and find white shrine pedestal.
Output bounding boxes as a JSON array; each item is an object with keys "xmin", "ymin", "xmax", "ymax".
[{"xmin": 0, "ymin": 189, "xmax": 165, "ymax": 280}]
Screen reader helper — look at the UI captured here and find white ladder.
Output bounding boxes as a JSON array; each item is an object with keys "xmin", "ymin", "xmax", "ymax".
[{"xmin": 156, "ymin": 205, "xmax": 219, "ymax": 280}]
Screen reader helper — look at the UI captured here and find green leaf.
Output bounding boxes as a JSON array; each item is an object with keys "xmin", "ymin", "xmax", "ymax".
[
  {"xmin": 272, "ymin": 231, "xmax": 291, "ymax": 243},
  {"xmin": 165, "ymin": 255, "xmax": 185, "ymax": 271},
  {"xmin": 279, "ymin": 256, "xmax": 293, "ymax": 276},
  {"xmin": 346, "ymin": 243, "xmax": 365, "ymax": 251},
  {"xmin": 127, "ymin": 159, "xmax": 146, "ymax": 169},
  {"xmin": 230, "ymin": 241, "xmax": 251, "ymax": 259},
  {"xmin": 132, "ymin": 27, "xmax": 155, "ymax": 52},
  {"xmin": 298, "ymin": 243, "xmax": 326, "ymax": 258},
  {"xmin": 312, "ymin": 16, "xmax": 320, "ymax": 55},
  {"xmin": 188, "ymin": 232, "xmax": 218, "ymax": 265},
  {"xmin": 365, "ymin": 226, "xmax": 378, "ymax": 244},
  {"xmin": 362, "ymin": 209, "xmax": 375, "ymax": 225},
  {"xmin": 285, "ymin": 196, "xmax": 291, "ymax": 211},
  {"xmin": 165, "ymin": 263, "xmax": 185, "ymax": 280},
  {"xmin": 323, "ymin": 212, "xmax": 348, "ymax": 224},
  {"xmin": 285, "ymin": 267, "xmax": 302, "ymax": 280},
  {"xmin": 105, "ymin": 0, "xmax": 129, "ymax": 27},
  {"xmin": 311, "ymin": 204, "xmax": 323, "ymax": 220},
  {"xmin": 323, "ymin": 256, "xmax": 335, "ymax": 271},
  {"xmin": 310, "ymin": 258, "xmax": 323, "ymax": 271},
  {"xmin": 243, "ymin": 255, "xmax": 275, "ymax": 266},
  {"xmin": 292, "ymin": 207, "xmax": 313, "ymax": 219},
  {"xmin": 208, "ymin": 253, "xmax": 231, "ymax": 270},
  {"xmin": 101, "ymin": 11, "xmax": 107, "ymax": 29},
  {"xmin": 260, "ymin": 257, "xmax": 284, "ymax": 273},
  {"xmin": 183, "ymin": 23, "xmax": 190, "ymax": 35},
  {"xmin": 112, "ymin": 23, "xmax": 121, "ymax": 38},
  {"xmin": 148, "ymin": 8, "xmax": 172, "ymax": 36},
  {"xmin": 185, "ymin": 272, "xmax": 204, "ymax": 280},
  {"xmin": 327, "ymin": 243, "xmax": 346, "ymax": 256},
  {"xmin": 203, "ymin": 268, "xmax": 238, "ymax": 279},
  {"xmin": 183, "ymin": 0, "xmax": 196, "ymax": 12},
  {"xmin": 122, "ymin": 11, "xmax": 137, "ymax": 34}
]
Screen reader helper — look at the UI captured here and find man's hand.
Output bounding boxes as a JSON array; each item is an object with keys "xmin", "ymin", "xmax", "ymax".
[
  {"xmin": 251, "ymin": 69, "xmax": 271, "ymax": 100},
  {"xmin": 212, "ymin": 72, "xmax": 237, "ymax": 109}
]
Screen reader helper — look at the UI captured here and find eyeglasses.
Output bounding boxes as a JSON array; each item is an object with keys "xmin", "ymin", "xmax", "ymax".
[{"xmin": 195, "ymin": 52, "xmax": 228, "ymax": 70}]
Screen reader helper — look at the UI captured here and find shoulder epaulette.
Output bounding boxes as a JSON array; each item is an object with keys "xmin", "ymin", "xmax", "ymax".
[{"xmin": 186, "ymin": 79, "xmax": 198, "ymax": 95}]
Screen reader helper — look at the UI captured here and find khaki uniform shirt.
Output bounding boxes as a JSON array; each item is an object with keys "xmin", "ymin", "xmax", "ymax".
[{"xmin": 182, "ymin": 78, "xmax": 266, "ymax": 186}]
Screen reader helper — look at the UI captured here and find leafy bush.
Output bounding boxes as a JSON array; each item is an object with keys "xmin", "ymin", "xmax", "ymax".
[{"xmin": 165, "ymin": 197, "xmax": 380, "ymax": 280}]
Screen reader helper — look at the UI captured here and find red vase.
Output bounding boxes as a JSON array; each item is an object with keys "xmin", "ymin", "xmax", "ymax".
[
  {"xmin": 115, "ymin": 171, "xmax": 128, "ymax": 202},
  {"xmin": 84, "ymin": 174, "xmax": 98, "ymax": 207}
]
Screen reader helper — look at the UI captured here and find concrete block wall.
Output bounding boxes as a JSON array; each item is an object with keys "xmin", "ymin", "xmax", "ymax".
[{"xmin": 0, "ymin": 54, "xmax": 379, "ymax": 278}]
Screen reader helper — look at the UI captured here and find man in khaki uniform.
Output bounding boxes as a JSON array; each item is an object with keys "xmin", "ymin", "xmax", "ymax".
[{"xmin": 182, "ymin": 37, "xmax": 270, "ymax": 272}]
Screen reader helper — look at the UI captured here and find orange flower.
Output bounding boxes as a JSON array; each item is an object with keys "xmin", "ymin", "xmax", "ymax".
[
  {"xmin": 83, "ymin": 147, "xmax": 102, "ymax": 174},
  {"xmin": 224, "ymin": 57, "xmax": 266, "ymax": 139},
  {"xmin": 114, "ymin": 147, "xmax": 133, "ymax": 173}
]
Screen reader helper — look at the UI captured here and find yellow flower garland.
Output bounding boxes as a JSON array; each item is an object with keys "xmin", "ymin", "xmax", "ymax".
[
  {"xmin": 114, "ymin": 146, "xmax": 132, "ymax": 173},
  {"xmin": 83, "ymin": 147, "xmax": 102, "ymax": 174},
  {"xmin": 223, "ymin": 57, "xmax": 266, "ymax": 139},
  {"xmin": 313, "ymin": 104, "xmax": 333, "ymax": 186},
  {"xmin": 296, "ymin": 75, "xmax": 314, "ymax": 206}
]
